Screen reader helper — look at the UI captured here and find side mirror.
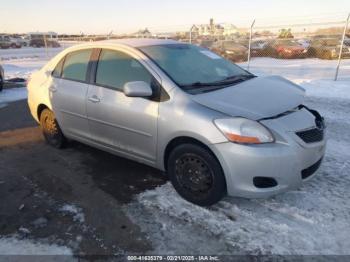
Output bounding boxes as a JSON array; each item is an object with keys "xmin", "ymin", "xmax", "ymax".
[{"xmin": 123, "ymin": 81, "xmax": 153, "ymax": 97}]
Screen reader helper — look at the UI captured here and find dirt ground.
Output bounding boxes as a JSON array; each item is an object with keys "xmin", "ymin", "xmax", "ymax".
[{"xmin": 0, "ymin": 100, "xmax": 167, "ymax": 256}]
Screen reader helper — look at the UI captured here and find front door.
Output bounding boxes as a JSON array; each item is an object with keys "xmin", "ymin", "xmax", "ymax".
[{"xmin": 86, "ymin": 49, "xmax": 159, "ymax": 164}]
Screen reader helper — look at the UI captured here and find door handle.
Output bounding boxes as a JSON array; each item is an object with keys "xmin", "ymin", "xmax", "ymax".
[
  {"xmin": 49, "ymin": 86, "xmax": 57, "ymax": 93},
  {"xmin": 88, "ymin": 96, "xmax": 100, "ymax": 103}
]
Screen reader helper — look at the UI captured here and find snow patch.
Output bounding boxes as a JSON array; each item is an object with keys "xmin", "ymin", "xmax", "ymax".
[
  {"xmin": 299, "ymin": 79, "xmax": 350, "ymax": 100},
  {"xmin": 59, "ymin": 204, "xmax": 85, "ymax": 223},
  {"xmin": 0, "ymin": 87, "xmax": 27, "ymax": 104},
  {"xmin": 0, "ymin": 237, "xmax": 72, "ymax": 255}
]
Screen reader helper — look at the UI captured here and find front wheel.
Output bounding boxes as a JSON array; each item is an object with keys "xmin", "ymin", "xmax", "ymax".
[
  {"xmin": 167, "ymin": 144, "xmax": 226, "ymax": 206},
  {"xmin": 40, "ymin": 109, "xmax": 66, "ymax": 148}
]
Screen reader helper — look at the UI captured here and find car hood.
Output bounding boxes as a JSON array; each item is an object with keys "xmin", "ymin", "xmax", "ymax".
[{"xmin": 191, "ymin": 75, "xmax": 305, "ymax": 120}]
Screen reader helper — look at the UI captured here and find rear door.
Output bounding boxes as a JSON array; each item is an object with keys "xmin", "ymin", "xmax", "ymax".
[
  {"xmin": 50, "ymin": 49, "xmax": 92, "ymax": 139},
  {"xmin": 86, "ymin": 48, "xmax": 160, "ymax": 164}
]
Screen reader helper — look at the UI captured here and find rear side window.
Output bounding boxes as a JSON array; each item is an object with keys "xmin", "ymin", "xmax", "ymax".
[
  {"xmin": 62, "ymin": 49, "xmax": 92, "ymax": 82},
  {"xmin": 95, "ymin": 49, "xmax": 152, "ymax": 91},
  {"xmin": 52, "ymin": 58, "xmax": 64, "ymax": 78}
]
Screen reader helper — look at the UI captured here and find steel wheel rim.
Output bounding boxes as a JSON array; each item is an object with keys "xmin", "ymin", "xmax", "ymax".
[
  {"xmin": 175, "ymin": 153, "xmax": 214, "ymax": 196},
  {"xmin": 42, "ymin": 113, "xmax": 59, "ymax": 142}
]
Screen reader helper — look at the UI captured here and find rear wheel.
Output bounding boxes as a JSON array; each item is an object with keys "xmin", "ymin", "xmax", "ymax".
[
  {"xmin": 39, "ymin": 109, "xmax": 66, "ymax": 148},
  {"xmin": 167, "ymin": 144, "xmax": 226, "ymax": 206},
  {"xmin": 277, "ymin": 51, "xmax": 285, "ymax": 59},
  {"xmin": 307, "ymin": 47, "xmax": 316, "ymax": 58}
]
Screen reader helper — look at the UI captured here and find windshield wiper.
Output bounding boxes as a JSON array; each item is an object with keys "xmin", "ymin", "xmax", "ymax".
[
  {"xmin": 180, "ymin": 74, "xmax": 256, "ymax": 91},
  {"xmin": 214, "ymin": 74, "xmax": 256, "ymax": 85},
  {"xmin": 180, "ymin": 81, "xmax": 223, "ymax": 90}
]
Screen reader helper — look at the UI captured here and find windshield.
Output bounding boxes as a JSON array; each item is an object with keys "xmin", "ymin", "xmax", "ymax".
[{"xmin": 139, "ymin": 44, "xmax": 252, "ymax": 90}]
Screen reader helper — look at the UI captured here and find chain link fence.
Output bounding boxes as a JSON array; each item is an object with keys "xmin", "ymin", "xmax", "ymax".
[{"xmin": 184, "ymin": 14, "xmax": 350, "ymax": 82}]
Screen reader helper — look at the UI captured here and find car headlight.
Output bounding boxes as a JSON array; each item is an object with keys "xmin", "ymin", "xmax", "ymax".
[
  {"xmin": 214, "ymin": 118, "xmax": 275, "ymax": 144},
  {"xmin": 225, "ymin": 50, "xmax": 235, "ymax": 54}
]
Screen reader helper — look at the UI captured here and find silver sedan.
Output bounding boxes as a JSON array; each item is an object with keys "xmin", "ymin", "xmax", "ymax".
[{"xmin": 27, "ymin": 39, "xmax": 326, "ymax": 206}]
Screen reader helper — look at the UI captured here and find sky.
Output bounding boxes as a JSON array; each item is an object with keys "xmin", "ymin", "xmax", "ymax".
[{"xmin": 1, "ymin": 0, "xmax": 349, "ymax": 34}]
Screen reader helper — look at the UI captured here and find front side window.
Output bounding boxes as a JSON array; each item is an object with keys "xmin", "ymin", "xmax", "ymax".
[
  {"xmin": 95, "ymin": 49, "xmax": 152, "ymax": 91},
  {"xmin": 139, "ymin": 44, "xmax": 252, "ymax": 92},
  {"xmin": 62, "ymin": 49, "xmax": 92, "ymax": 82}
]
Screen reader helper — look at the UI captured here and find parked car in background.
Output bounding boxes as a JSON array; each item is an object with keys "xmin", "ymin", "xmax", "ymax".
[
  {"xmin": 297, "ymin": 39, "xmax": 311, "ymax": 49},
  {"xmin": 211, "ymin": 40, "xmax": 248, "ymax": 62},
  {"xmin": 271, "ymin": 39, "xmax": 308, "ymax": 59},
  {"xmin": 30, "ymin": 39, "xmax": 61, "ymax": 48},
  {"xmin": 27, "ymin": 39, "xmax": 326, "ymax": 206},
  {"xmin": 344, "ymin": 38, "xmax": 350, "ymax": 47},
  {"xmin": 0, "ymin": 64, "xmax": 4, "ymax": 92},
  {"xmin": 250, "ymin": 40, "xmax": 273, "ymax": 57},
  {"xmin": 0, "ymin": 35, "xmax": 11, "ymax": 49},
  {"xmin": 11, "ymin": 36, "xmax": 29, "ymax": 47},
  {"xmin": 308, "ymin": 37, "xmax": 350, "ymax": 59},
  {"xmin": 9, "ymin": 37, "xmax": 22, "ymax": 48}
]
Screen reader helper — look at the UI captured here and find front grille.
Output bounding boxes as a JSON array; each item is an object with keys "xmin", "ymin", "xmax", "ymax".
[
  {"xmin": 302, "ymin": 158, "xmax": 323, "ymax": 180},
  {"xmin": 296, "ymin": 128, "xmax": 324, "ymax": 143}
]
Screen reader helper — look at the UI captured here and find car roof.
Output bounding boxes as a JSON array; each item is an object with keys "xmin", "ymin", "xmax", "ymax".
[
  {"xmin": 54, "ymin": 38, "xmax": 184, "ymax": 62},
  {"xmin": 100, "ymin": 38, "xmax": 179, "ymax": 48}
]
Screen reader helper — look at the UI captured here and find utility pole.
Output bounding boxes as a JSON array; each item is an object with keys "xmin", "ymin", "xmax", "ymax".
[
  {"xmin": 335, "ymin": 13, "xmax": 350, "ymax": 81},
  {"xmin": 107, "ymin": 30, "xmax": 113, "ymax": 40},
  {"xmin": 247, "ymin": 19, "xmax": 256, "ymax": 71}
]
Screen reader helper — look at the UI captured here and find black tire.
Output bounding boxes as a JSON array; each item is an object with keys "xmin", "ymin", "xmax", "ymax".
[
  {"xmin": 0, "ymin": 76, "xmax": 3, "ymax": 92},
  {"xmin": 39, "ymin": 109, "xmax": 66, "ymax": 148},
  {"xmin": 277, "ymin": 52, "xmax": 285, "ymax": 59},
  {"xmin": 265, "ymin": 46, "xmax": 277, "ymax": 58},
  {"xmin": 167, "ymin": 143, "xmax": 226, "ymax": 206}
]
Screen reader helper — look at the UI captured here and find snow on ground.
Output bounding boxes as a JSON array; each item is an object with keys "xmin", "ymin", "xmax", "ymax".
[
  {"xmin": 58, "ymin": 204, "xmax": 85, "ymax": 224},
  {"xmin": 241, "ymin": 57, "xmax": 350, "ymax": 82},
  {"xmin": 0, "ymin": 87, "xmax": 27, "ymax": 105},
  {"xmin": 0, "ymin": 43, "xmax": 76, "ymax": 79},
  {"xmin": 299, "ymin": 79, "xmax": 350, "ymax": 100},
  {"xmin": 0, "ymin": 237, "xmax": 73, "ymax": 255},
  {"xmin": 2, "ymin": 60, "xmax": 45, "ymax": 80}
]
